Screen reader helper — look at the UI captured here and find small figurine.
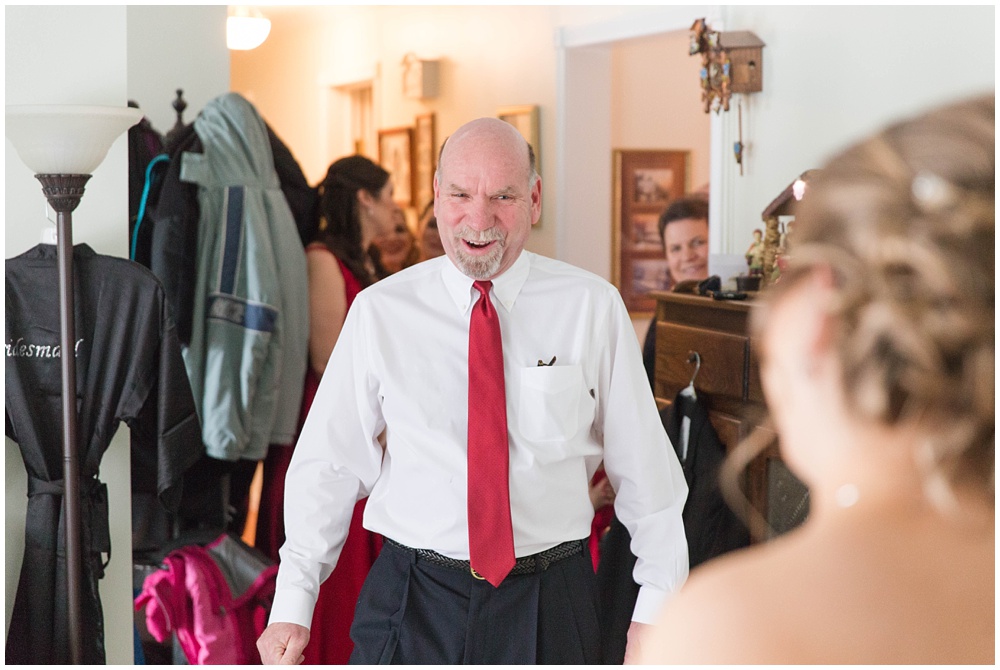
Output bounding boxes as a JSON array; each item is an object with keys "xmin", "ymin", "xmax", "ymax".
[
  {"xmin": 690, "ymin": 18, "xmax": 733, "ymax": 114},
  {"xmin": 745, "ymin": 228, "xmax": 765, "ymax": 276}
]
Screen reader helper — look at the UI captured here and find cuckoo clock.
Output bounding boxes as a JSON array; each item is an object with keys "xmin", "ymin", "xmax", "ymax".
[
  {"xmin": 719, "ymin": 31, "xmax": 765, "ymax": 93},
  {"xmin": 690, "ymin": 19, "xmax": 765, "ymax": 113}
]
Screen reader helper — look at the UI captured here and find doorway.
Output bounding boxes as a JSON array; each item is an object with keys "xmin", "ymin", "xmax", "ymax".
[{"xmin": 554, "ymin": 7, "xmax": 725, "ymax": 280}]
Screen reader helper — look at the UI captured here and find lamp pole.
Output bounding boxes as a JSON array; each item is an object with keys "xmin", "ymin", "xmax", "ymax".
[
  {"xmin": 36, "ymin": 172, "xmax": 91, "ymax": 665},
  {"xmin": 7, "ymin": 103, "xmax": 142, "ymax": 664}
]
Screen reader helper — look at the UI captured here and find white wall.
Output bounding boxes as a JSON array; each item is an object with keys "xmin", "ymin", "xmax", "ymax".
[
  {"xmin": 6, "ymin": 5, "xmax": 230, "ymax": 663},
  {"xmin": 126, "ymin": 5, "xmax": 231, "ymax": 135},
  {"xmin": 5, "ymin": 8, "xmax": 134, "ymax": 662},
  {"xmin": 229, "ymin": 4, "xmax": 724, "ymax": 272},
  {"xmin": 716, "ymin": 5, "xmax": 995, "ymax": 253}
]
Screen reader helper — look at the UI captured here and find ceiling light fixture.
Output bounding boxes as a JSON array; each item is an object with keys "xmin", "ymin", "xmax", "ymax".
[{"xmin": 227, "ymin": 6, "xmax": 271, "ymax": 51}]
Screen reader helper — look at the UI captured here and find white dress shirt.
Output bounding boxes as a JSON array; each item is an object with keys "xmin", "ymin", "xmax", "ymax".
[{"xmin": 270, "ymin": 251, "xmax": 689, "ymax": 627}]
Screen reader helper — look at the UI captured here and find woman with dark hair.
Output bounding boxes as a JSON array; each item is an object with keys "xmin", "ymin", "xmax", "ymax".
[
  {"xmin": 257, "ymin": 154, "xmax": 395, "ymax": 664},
  {"xmin": 308, "ymin": 155, "xmax": 396, "ymax": 373}
]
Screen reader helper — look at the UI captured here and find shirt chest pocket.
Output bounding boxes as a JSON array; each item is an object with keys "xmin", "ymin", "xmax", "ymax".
[{"xmin": 516, "ymin": 364, "xmax": 589, "ymax": 451}]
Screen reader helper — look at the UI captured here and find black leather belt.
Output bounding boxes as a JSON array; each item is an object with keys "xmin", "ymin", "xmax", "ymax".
[{"xmin": 385, "ymin": 538, "xmax": 584, "ymax": 578}]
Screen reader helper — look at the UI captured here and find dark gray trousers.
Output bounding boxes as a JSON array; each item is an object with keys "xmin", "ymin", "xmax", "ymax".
[{"xmin": 348, "ymin": 538, "xmax": 601, "ymax": 664}]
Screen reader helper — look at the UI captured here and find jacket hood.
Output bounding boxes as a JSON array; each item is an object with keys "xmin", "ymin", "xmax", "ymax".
[{"xmin": 194, "ymin": 92, "xmax": 278, "ymax": 188}]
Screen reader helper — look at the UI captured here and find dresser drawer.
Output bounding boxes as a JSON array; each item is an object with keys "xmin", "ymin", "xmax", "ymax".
[{"xmin": 654, "ymin": 322, "xmax": 748, "ymax": 402}]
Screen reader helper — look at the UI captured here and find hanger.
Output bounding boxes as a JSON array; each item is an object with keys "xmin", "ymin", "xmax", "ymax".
[
  {"xmin": 681, "ymin": 351, "xmax": 700, "ymax": 399},
  {"xmin": 41, "ymin": 202, "xmax": 57, "ymax": 244}
]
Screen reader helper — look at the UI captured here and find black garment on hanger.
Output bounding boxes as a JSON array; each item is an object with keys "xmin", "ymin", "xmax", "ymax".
[
  {"xmin": 140, "ymin": 122, "xmax": 203, "ymax": 345},
  {"xmin": 266, "ymin": 123, "xmax": 319, "ymax": 247},
  {"xmin": 596, "ymin": 389, "xmax": 750, "ymax": 664},
  {"xmin": 663, "ymin": 391, "xmax": 750, "ymax": 565},
  {"xmin": 5, "ymin": 244, "xmax": 203, "ymax": 664},
  {"xmin": 127, "ymin": 110, "xmax": 165, "ymax": 244}
]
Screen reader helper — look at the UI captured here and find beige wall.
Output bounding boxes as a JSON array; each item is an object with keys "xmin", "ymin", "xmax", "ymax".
[
  {"xmin": 610, "ymin": 30, "xmax": 711, "ymax": 191},
  {"xmin": 230, "ymin": 6, "xmax": 718, "ymax": 265}
]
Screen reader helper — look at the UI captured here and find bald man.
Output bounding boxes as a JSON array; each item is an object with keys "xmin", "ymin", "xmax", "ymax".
[{"xmin": 257, "ymin": 118, "xmax": 688, "ymax": 664}]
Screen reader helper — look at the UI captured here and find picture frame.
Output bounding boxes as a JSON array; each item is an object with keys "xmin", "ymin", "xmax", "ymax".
[
  {"xmin": 378, "ymin": 126, "xmax": 414, "ymax": 207},
  {"xmin": 497, "ymin": 104, "xmax": 540, "ymax": 174},
  {"xmin": 413, "ymin": 112, "xmax": 436, "ymax": 214},
  {"xmin": 611, "ymin": 149, "xmax": 689, "ymax": 315}
]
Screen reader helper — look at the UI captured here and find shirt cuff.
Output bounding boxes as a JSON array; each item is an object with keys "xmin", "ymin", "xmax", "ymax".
[
  {"xmin": 267, "ymin": 587, "xmax": 317, "ymax": 629},
  {"xmin": 631, "ymin": 584, "xmax": 672, "ymax": 624}
]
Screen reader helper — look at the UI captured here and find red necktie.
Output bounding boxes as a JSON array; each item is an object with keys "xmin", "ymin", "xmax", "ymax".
[{"xmin": 467, "ymin": 280, "xmax": 515, "ymax": 587}]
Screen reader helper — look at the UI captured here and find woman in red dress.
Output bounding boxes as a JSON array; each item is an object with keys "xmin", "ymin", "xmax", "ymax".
[{"xmin": 257, "ymin": 155, "xmax": 398, "ymax": 664}]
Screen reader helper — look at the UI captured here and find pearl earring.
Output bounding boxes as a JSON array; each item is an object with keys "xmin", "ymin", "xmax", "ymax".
[{"xmin": 835, "ymin": 483, "xmax": 859, "ymax": 508}]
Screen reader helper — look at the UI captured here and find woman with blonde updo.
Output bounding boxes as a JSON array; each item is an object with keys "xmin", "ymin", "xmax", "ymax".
[{"xmin": 638, "ymin": 95, "xmax": 994, "ymax": 664}]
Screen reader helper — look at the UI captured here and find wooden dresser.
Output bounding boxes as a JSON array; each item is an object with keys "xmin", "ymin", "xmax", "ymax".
[{"xmin": 649, "ymin": 291, "xmax": 808, "ymax": 542}]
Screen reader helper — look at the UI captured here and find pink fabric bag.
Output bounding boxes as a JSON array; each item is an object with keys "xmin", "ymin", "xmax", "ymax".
[{"xmin": 135, "ymin": 534, "xmax": 277, "ymax": 664}]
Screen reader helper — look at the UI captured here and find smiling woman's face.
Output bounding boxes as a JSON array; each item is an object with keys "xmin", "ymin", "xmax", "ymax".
[
  {"xmin": 418, "ymin": 207, "xmax": 444, "ymax": 259},
  {"xmin": 663, "ymin": 217, "xmax": 709, "ymax": 283},
  {"xmin": 372, "ymin": 210, "xmax": 414, "ymax": 273}
]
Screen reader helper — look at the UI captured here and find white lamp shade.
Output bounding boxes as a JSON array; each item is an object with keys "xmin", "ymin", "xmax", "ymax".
[
  {"xmin": 227, "ymin": 15, "xmax": 271, "ymax": 50},
  {"xmin": 5, "ymin": 104, "xmax": 143, "ymax": 175}
]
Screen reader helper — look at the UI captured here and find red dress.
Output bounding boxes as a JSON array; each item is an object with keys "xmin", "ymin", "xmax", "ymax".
[{"xmin": 256, "ymin": 248, "xmax": 382, "ymax": 664}]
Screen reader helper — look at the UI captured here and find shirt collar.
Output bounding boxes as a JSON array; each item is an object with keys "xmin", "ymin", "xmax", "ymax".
[{"xmin": 441, "ymin": 250, "xmax": 531, "ymax": 315}]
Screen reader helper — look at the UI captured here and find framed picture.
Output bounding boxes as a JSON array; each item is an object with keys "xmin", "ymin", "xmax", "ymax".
[
  {"xmin": 497, "ymin": 104, "xmax": 540, "ymax": 174},
  {"xmin": 378, "ymin": 126, "xmax": 414, "ymax": 207},
  {"xmin": 413, "ymin": 113, "xmax": 436, "ymax": 214},
  {"xmin": 612, "ymin": 149, "xmax": 689, "ymax": 314}
]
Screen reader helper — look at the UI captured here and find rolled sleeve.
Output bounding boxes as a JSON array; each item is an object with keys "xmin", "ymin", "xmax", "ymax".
[
  {"xmin": 268, "ymin": 296, "xmax": 385, "ymax": 628},
  {"xmin": 598, "ymin": 292, "xmax": 689, "ymax": 623}
]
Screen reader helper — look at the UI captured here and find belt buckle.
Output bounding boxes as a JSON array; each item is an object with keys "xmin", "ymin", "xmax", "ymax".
[{"xmin": 470, "ymin": 566, "xmax": 486, "ymax": 580}]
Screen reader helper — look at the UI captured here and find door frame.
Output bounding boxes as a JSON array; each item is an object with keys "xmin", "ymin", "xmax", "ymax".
[{"xmin": 553, "ymin": 7, "xmax": 730, "ymax": 279}]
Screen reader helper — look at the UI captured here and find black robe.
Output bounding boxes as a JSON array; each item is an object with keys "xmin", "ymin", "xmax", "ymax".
[{"xmin": 5, "ymin": 243, "xmax": 203, "ymax": 664}]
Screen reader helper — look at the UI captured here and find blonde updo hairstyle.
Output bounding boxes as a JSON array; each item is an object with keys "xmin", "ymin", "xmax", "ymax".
[{"xmin": 755, "ymin": 95, "xmax": 995, "ymax": 510}]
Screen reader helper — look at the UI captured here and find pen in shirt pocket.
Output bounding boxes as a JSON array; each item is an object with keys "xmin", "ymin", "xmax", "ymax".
[{"xmin": 536, "ymin": 356, "xmax": 557, "ymax": 367}]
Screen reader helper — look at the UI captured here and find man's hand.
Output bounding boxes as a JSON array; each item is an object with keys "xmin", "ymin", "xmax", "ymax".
[
  {"xmin": 257, "ymin": 622, "xmax": 310, "ymax": 665},
  {"xmin": 588, "ymin": 476, "xmax": 616, "ymax": 511},
  {"xmin": 623, "ymin": 621, "xmax": 652, "ymax": 664}
]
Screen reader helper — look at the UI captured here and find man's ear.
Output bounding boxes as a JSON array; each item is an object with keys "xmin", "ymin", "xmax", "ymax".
[{"xmin": 530, "ymin": 177, "xmax": 542, "ymax": 226}]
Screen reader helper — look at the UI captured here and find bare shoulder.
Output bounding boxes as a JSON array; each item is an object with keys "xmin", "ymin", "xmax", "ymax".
[
  {"xmin": 307, "ymin": 247, "xmax": 344, "ymax": 279},
  {"xmin": 638, "ymin": 539, "xmax": 808, "ymax": 664},
  {"xmin": 639, "ymin": 512, "xmax": 996, "ymax": 664}
]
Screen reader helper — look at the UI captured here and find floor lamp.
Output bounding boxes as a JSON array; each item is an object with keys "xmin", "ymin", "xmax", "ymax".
[{"xmin": 5, "ymin": 104, "xmax": 142, "ymax": 663}]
